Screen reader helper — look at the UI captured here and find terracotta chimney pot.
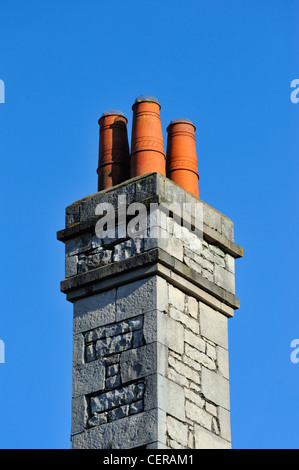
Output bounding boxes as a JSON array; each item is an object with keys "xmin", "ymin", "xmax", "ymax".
[
  {"xmin": 130, "ymin": 95, "xmax": 166, "ymax": 178},
  {"xmin": 97, "ymin": 111, "xmax": 130, "ymax": 191},
  {"xmin": 166, "ymin": 118, "xmax": 199, "ymax": 197}
]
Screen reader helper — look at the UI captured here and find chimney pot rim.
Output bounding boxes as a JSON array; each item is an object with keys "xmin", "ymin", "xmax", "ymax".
[
  {"xmin": 100, "ymin": 110, "xmax": 125, "ymax": 117},
  {"xmin": 167, "ymin": 118, "xmax": 196, "ymax": 131},
  {"xmin": 98, "ymin": 111, "xmax": 128, "ymax": 125},
  {"xmin": 133, "ymin": 95, "xmax": 160, "ymax": 108}
]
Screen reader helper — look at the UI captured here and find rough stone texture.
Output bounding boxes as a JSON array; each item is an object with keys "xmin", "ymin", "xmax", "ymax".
[{"xmin": 58, "ymin": 172, "xmax": 242, "ymax": 449}]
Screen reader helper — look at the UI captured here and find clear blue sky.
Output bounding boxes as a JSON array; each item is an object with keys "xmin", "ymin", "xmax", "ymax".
[{"xmin": 0, "ymin": 0, "xmax": 298, "ymax": 449}]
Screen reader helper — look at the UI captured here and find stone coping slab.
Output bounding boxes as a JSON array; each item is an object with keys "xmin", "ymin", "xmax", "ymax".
[
  {"xmin": 57, "ymin": 173, "xmax": 243, "ymax": 259},
  {"xmin": 60, "ymin": 247, "xmax": 239, "ymax": 315}
]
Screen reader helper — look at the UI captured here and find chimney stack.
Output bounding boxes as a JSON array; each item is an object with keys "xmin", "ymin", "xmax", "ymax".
[{"xmin": 58, "ymin": 95, "xmax": 243, "ymax": 449}]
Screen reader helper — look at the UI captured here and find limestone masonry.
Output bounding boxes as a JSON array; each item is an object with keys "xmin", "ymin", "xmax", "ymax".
[{"xmin": 57, "ymin": 172, "xmax": 243, "ymax": 449}]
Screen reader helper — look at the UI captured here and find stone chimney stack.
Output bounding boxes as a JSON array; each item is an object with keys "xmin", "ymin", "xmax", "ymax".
[{"xmin": 57, "ymin": 96, "xmax": 243, "ymax": 449}]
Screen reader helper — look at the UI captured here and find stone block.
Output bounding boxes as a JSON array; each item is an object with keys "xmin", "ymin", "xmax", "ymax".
[
  {"xmin": 186, "ymin": 400, "xmax": 212, "ymax": 430},
  {"xmin": 221, "ymin": 217, "xmax": 234, "ymax": 241},
  {"xmin": 113, "ymin": 238, "xmax": 143, "ymax": 262},
  {"xmin": 218, "ymin": 406, "xmax": 231, "ymax": 442},
  {"xmin": 225, "ymin": 253, "xmax": 235, "ymax": 273},
  {"xmin": 65, "ymin": 233, "xmax": 93, "ymax": 257},
  {"xmin": 185, "ymin": 295, "xmax": 199, "ymax": 319},
  {"xmin": 73, "ymin": 333, "xmax": 84, "ymax": 366},
  {"xmin": 144, "ymin": 374, "xmax": 185, "ymax": 422},
  {"xmin": 65, "ymin": 255, "xmax": 78, "ymax": 278},
  {"xmin": 167, "ymin": 415, "xmax": 188, "ymax": 448},
  {"xmin": 96, "ymin": 332, "xmax": 133, "ymax": 357},
  {"xmin": 120, "ymin": 344, "xmax": 157, "ymax": 383},
  {"xmin": 65, "ymin": 203, "xmax": 80, "ymax": 227},
  {"xmin": 169, "ymin": 284, "xmax": 185, "ymax": 311},
  {"xmin": 203, "ymin": 205, "xmax": 222, "ymax": 234},
  {"xmin": 71, "ymin": 396, "xmax": 88, "ymax": 434},
  {"xmin": 194, "ymin": 425, "xmax": 231, "ymax": 449},
  {"xmin": 199, "ymin": 302, "xmax": 228, "ymax": 349},
  {"xmin": 108, "ymin": 405, "xmax": 130, "ymax": 422},
  {"xmin": 116, "ymin": 276, "xmax": 168, "ymax": 322},
  {"xmin": 184, "ymin": 329, "xmax": 205, "ymax": 353},
  {"xmin": 214, "ymin": 264, "xmax": 235, "ymax": 294},
  {"xmin": 217, "ymin": 346, "xmax": 230, "ymax": 379},
  {"xmin": 158, "ymin": 237, "xmax": 184, "ymax": 262},
  {"xmin": 167, "ymin": 367, "xmax": 189, "ymax": 388},
  {"xmin": 169, "ymin": 307, "xmax": 199, "ymax": 334},
  {"xmin": 130, "ymin": 400, "xmax": 143, "ymax": 415},
  {"xmin": 168, "ymin": 355, "xmax": 200, "ymax": 385},
  {"xmin": 71, "ymin": 409, "xmax": 160, "ymax": 449},
  {"xmin": 185, "ymin": 343, "xmax": 216, "ymax": 370},
  {"xmin": 106, "ymin": 374, "xmax": 121, "ymax": 389},
  {"xmin": 201, "ymin": 367, "xmax": 230, "ymax": 410},
  {"xmin": 73, "ymin": 290, "xmax": 116, "ymax": 334},
  {"xmin": 185, "ymin": 388, "xmax": 205, "ymax": 408},
  {"xmin": 143, "ymin": 310, "xmax": 184, "ymax": 354},
  {"xmin": 72, "ymin": 359, "xmax": 105, "ymax": 398},
  {"xmin": 90, "ymin": 382, "xmax": 143, "ymax": 414}
]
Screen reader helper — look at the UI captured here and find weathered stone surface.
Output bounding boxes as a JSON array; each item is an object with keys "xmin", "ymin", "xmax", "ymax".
[
  {"xmin": 116, "ymin": 276, "xmax": 168, "ymax": 322},
  {"xmin": 218, "ymin": 406, "xmax": 231, "ymax": 441},
  {"xmin": 168, "ymin": 354, "xmax": 200, "ymax": 385},
  {"xmin": 194, "ymin": 424, "xmax": 231, "ymax": 449},
  {"xmin": 73, "ymin": 289, "xmax": 116, "ymax": 334},
  {"xmin": 143, "ymin": 310, "xmax": 184, "ymax": 354},
  {"xmin": 60, "ymin": 173, "xmax": 242, "ymax": 450},
  {"xmin": 201, "ymin": 367, "xmax": 230, "ymax": 410},
  {"xmin": 186, "ymin": 401, "xmax": 212, "ymax": 430},
  {"xmin": 71, "ymin": 396, "xmax": 88, "ymax": 434},
  {"xmin": 65, "ymin": 255, "xmax": 78, "ymax": 278},
  {"xmin": 184, "ymin": 330, "xmax": 205, "ymax": 353},
  {"xmin": 73, "ymin": 360, "xmax": 105, "ymax": 397},
  {"xmin": 185, "ymin": 344, "xmax": 216, "ymax": 370},
  {"xmin": 88, "ymin": 413, "xmax": 107, "ymax": 427},
  {"xmin": 199, "ymin": 302, "xmax": 228, "ymax": 349},
  {"xmin": 217, "ymin": 345, "xmax": 230, "ymax": 379},
  {"xmin": 72, "ymin": 409, "xmax": 160, "ymax": 449},
  {"xmin": 106, "ymin": 363, "xmax": 119, "ymax": 377},
  {"xmin": 96, "ymin": 332, "xmax": 133, "ymax": 357},
  {"xmin": 144, "ymin": 374, "xmax": 185, "ymax": 422},
  {"xmin": 169, "ymin": 284, "xmax": 185, "ymax": 311},
  {"xmin": 73, "ymin": 333, "xmax": 84, "ymax": 366},
  {"xmin": 90, "ymin": 382, "xmax": 144, "ymax": 414},
  {"xmin": 214, "ymin": 264, "xmax": 235, "ymax": 294},
  {"xmin": 185, "ymin": 388, "xmax": 205, "ymax": 408},
  {"xmin": 105, "ymin": 374, "xmax": 121, "ymax": 389},
  {"xmin": 169, "ymin": 307, "xmax": 199, "ymax": 334},
  {"xmin": 113, "ymin": 238, "xmax": 143, "ymax": 262},
  {"xmin": 184, "ymin": 295, "xmax": 198, "ymax": 319},
  {"xmin": 167, "ymin": 416, "xmax": 188, "ymax": 447},
  {"xmin": 120, "ymin": 344, "xmax": 157, "ymax": 383},
  {"xmin": 130, "ymin": 400, "xmax": 143, "ymax": 415},
  {"xmin": 225, "ymin": 253, "xmax": 235, "ymax": 274}
]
